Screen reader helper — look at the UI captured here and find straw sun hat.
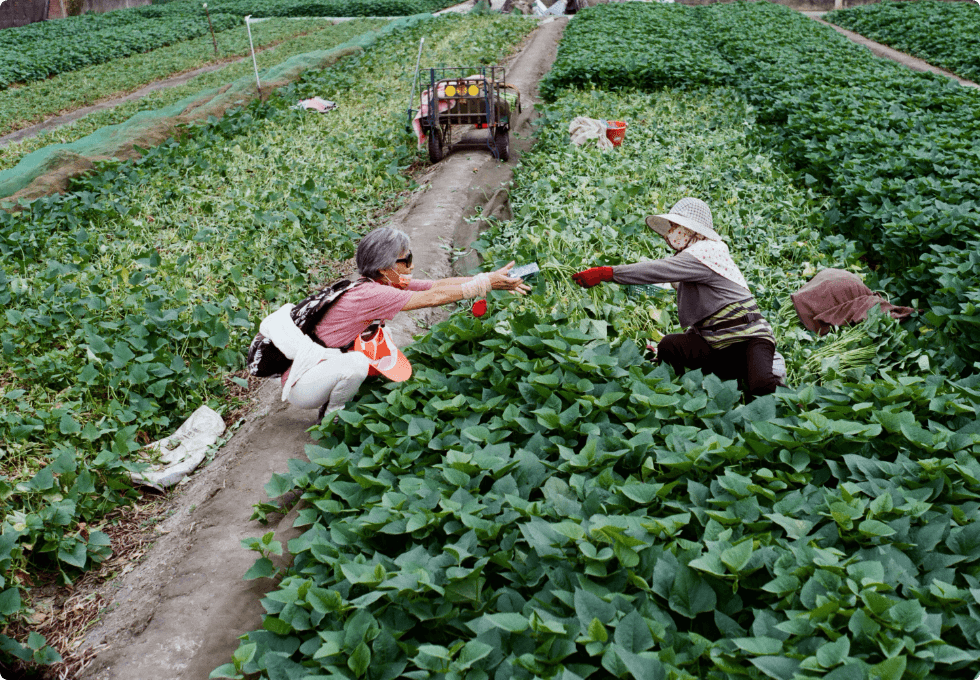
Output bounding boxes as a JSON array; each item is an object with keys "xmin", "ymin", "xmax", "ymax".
[{"xmin": 645, "ymin": 197, "xmax": 722, "ymax": 242}]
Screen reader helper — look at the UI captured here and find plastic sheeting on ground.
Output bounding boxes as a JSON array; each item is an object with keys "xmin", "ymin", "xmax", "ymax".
[{"xmin": 130, "ymin": 405, "xmax": 226, "ymax": 491}]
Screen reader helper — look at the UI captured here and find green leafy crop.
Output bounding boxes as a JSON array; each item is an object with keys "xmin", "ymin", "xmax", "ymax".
[
  {"xmin": 0, "ymin": 3, "xmax": 241, "ymax": 88},
  {"xmin": 827, "ymin": 0, "xmax": 980, "ymax": 83},
  {"xmin": 540, "ymin": 1, "xmax": 980, "ymax": 372},
  {"xmin": 224, "ymin": 86, "xmax": 980, "ymax": 679},
  {"xmin": 0, "ymin": 18, "xmax": 381, "ymax": 139},
  {"xmin": 203, "ymin": 0, "xmax": 463, "ymax": 18},
  {"xmin": 0, "ymin": 0, "xmax": 461, "ymax": 89},
  {"xmin": 539, "ymin": 3, "xmax": 733, "ymax": 101},
  {"xmin": 0, "ymin": 13, "xmax": 534, "ymax": 666}
]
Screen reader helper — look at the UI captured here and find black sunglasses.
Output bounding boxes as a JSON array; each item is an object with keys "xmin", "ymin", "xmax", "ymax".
[{"xmin": 395, "ymin": 251, "xmax": 413, "ymax": 266}]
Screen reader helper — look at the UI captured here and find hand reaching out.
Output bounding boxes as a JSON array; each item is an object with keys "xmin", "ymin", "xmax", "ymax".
[
  {"xmin": 572, "ymin": 266, "xmax": 613, "ymax": 288},
  {"xmin": 489, "ymin": 261, "xmax": 532, "ymax": 295}
]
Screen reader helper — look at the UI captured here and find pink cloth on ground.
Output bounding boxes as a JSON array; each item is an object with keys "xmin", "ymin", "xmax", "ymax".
[
  {"xmin": 413, "ymin": 82, "xmax": 454, "ymax": 148},
  {"xmin": 281, "ymin": 279, "xmax": 434, "ymax": 385},
  {"xmin": 791, "ymin": 269, "xmax": 914, "ymax": 336}
]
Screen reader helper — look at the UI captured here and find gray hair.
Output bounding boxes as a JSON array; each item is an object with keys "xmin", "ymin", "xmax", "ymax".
[{"xmin": 356, "ymin": 227, "xmax": 411, "ymax": 279}]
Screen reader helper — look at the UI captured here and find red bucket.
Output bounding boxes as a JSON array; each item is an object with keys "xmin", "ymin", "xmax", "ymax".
[{"xmin": 605, "ymin": 120, "xmax": 628, "ymax": 147}]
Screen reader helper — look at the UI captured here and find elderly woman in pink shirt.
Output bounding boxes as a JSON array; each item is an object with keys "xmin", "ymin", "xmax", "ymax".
[{"xmin": 264, "ymin": 227, "xmax": 529, "ymax": 420}]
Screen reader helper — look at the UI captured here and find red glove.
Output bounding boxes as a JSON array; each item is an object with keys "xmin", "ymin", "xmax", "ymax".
[
  {"xmin": 572, "ymin": 266, "xmax": 614, "ymax": 288},
  {"xmin": 472, "ymin": 299, "xmax": 488, "ymax": 317}
]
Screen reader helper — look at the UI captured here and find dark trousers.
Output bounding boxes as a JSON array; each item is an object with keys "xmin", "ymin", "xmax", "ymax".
[{"xmin": 658, "ymin": 330, "xmax": 779, "ymax": 399}]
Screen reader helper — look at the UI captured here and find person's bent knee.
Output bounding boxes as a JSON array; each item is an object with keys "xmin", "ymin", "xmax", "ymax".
[
  {"xmin": 744, "ymin": 339, "xmax": 778, "ymax": 400},
  {"xmin": 657, "ymin": 334, "xmax": 684, "ymax": 362},
  {"xmin": 323, "ymin": 352, "xmax": 372, "ymax": 414},
  {"xmin": 657, "ymin": 334, "xmax": 690, "ymax": 375},
  {"xmin": 346, "ymin": 352, "xmax": 371, "ymax": 379},
  {"xmin": 286, "ymin": 353, "xmax": 371, "ymax": 410},
  {"xmin": 746, "ymin": 367, "xmax": 779, "ymax": 399}
]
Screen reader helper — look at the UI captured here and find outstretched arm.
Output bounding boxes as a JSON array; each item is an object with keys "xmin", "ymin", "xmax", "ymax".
[
  {"xmin": 401, "ymin": 261, "xmax": 530, "ymax": 311},
  {"xmin": 611, "ymin": 254, "xmax": 716, "ymax": 286}
]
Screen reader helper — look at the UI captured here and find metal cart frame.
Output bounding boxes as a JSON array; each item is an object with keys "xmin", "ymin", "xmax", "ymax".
[{"xmin": 410, "ymin": 65, "xmax": 521, "ymax": 163}]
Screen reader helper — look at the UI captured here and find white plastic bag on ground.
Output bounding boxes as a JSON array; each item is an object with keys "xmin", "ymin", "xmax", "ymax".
[
  {"xmin": 568, "ymin": 117, "xmax": 613, "ymax": 149},
  {"xmin": 773, "ymin": 350, "xmax": 787, "ymax": 386},
  {"xmin": 130, "ymin": 406, "xmax": 226, "ymax": 491}
]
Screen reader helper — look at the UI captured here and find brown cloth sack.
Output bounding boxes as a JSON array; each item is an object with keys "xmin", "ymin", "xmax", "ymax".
[{"xmin": 791, "ymin": 268, "xmax": 916, "ymax": 336}]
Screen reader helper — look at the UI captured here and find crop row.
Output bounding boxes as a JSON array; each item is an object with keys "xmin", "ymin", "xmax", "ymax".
[
  {"xmin": 221, "ymin": 87, "xmax": 980, "ymax": 680},
  {"xmin": 0, "ymin": 13, "xmax": 535, "ymax": 667},
  {"xmin": 542, "ymin": 1, "xmax": 980, "ymax": 372},
  {"xmin": 0, "ymin": 19, "xmax": 385, "ymax": 171},
  {"xmin": 0, "ymin": 18, "xmax": 373, "ymax": 136},
  {"xmin": 0, "ymin": 0, "xmax": 448, "ymax": 47},
  {"xmin": 0, "ymin": 11, "xmax": 242, "ymax": 89},
  {"xmin": 826, "ymin": 0, "xmax": 980, "ymax": 83},
  {"xmin": 538, "ymin": 2, "xmax": 732, "ymax": 99},
  {"xmin": 203, "ymin": 0, "xmax": 461, "ymax": 18},
  {"xmin": 0, "ymin": 0, "xmax": 458, "ymax": 89},
  {"xmin": 0, "ymin": 0, "xmax": 219, "ymax": 48}
]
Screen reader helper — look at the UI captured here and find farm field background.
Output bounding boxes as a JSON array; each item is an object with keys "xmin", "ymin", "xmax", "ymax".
[
  {"xmin": 0, "ymin": 0, "xmax": 460, "ymax": 89},
  {"xmin": 826, "ymin": 0, "xmax": 980, "ymax": 83},
  {"xmin": 0, "ymin": 18, "xmax": 386, "ymax": 140},
  {"xmin": 2, "ymin": 0, "xmax": 980, "ymax": 677},
  {"xmin": 542, "ymin": 1, "xmax": 980, "ymax": 371},
  {"xmin": 220, "ymin": 3, "xmax": 980, "ymax": 679},
  {"xmin": 0, "ymin": 12, "xmax": 535, "ymax": 668},
  {"xmin": 0, "ymin": 18, "xmax": 388, "ymax": 173}
]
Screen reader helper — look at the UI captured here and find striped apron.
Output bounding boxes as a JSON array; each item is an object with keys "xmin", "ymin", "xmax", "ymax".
[{"xmin": 694, "ymin": 298, "xmax": 775, "ymax": 349}]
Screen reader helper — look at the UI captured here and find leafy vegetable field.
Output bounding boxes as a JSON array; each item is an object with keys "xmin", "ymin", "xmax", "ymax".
[
  {"xmin": 826, "ymin": 0, "xmax": 980, "ymax": 83},
  {"xmin": 0, "ymin": 0, "xmax": 459, "ymax": 89},
  {"xmin": 0, "ymin": 19, "xmax": 384, "ymax": 173},
  {"xmin": 204, "ymin": 0, "xmax": 462, "ymax": 18},
  {"xmin": 538, "ymin": 2, "xmax": 732, "ymax": 99},
  {"xmin": 223, "ymin": 84, "xmax": 980, "ymax": 680},
  {"xmin": 0, "ymin": 3, "xmax": 241, "ymax": 89},
  {"xmin": 543, "ymin": 1, "xmax": 980, "ymax": 372},
  {"xmin": 0, "ymin": 13, "xmax": 534, "ymax": 667},
  {"xmin": 0, "ymin": 18, "xmax": 380, "ymax": 138}
]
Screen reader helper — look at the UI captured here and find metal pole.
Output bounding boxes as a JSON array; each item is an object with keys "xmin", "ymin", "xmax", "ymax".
[
  {"xmin": 245, "ymin": 15, "xmax": 261, "ymax": 96},
  {"xmin": 406, "ymin": 37, "xmax": 425, "ymax": 132},
  {"xmin": 204, "ymin": 3, "xmax": 218, "ymax": 57}
]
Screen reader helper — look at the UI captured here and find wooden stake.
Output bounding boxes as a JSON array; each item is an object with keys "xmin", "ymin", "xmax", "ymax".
[{"xmin": 203, "ymin": 3, "xmax": 219, "ymax": 57}]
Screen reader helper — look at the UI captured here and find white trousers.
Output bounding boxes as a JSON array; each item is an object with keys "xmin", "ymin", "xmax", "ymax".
[{"xmin": 286, "ymin": 352, "xmax": 371, "ymax": 415}]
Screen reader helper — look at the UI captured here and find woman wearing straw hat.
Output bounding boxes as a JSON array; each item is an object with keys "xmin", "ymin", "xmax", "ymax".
[{"xmin": 572, "ymin": 197, "xmax": 783, "ymax": 399}]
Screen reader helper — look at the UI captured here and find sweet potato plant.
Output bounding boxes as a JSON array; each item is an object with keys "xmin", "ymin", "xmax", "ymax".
[
  {"xmin": 0, "ymin": 0, "xmax": 461, "ymax": 88},
  {"xmin": 543, "ymin": 1, "xmax": 980, "ymax": 372},
  {"xmin": 0, "ymin": 13, "xmax": 534, "ymax": 666},
  {"xmin": 826, "ymin": 0, "xmax": 980, "ymax": 83},
  {"xmin": 226, "ymin": 87, "xmax": 980, "ymax": 679}
]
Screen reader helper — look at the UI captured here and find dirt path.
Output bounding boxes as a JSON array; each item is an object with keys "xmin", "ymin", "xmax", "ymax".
[
  {"xmin": 803, "ymin": 12, "xmax": 980, "ymax": 89},
  {"xmin": 75, "ymin": 16, "xmax": 566, "ymax": 680}
]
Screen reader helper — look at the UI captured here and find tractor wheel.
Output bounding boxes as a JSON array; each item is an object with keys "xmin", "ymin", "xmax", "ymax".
[
  {"xmin": 494, "ymin": 127, "xmax": 510, "ymax": 162},
  {"xmin": 427, "ymin": 128, "xmax": 444, "ymax": 164}
]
